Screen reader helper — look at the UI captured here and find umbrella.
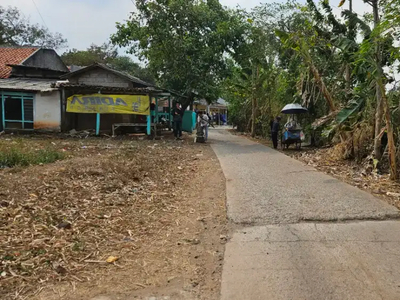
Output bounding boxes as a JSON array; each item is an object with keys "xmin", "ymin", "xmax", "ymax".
[{"xmin": 281, "ymin": 104, "xmax": 308, "ymax": 114}]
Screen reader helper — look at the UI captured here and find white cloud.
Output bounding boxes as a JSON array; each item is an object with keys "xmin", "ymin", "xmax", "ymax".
[
  {"xmin": 1, "ymin": 0, "xmax": 134, "ymax": 52},
  {"xmin": 5, "ymin": 1, "xmax": 395, "ymax": 84}
]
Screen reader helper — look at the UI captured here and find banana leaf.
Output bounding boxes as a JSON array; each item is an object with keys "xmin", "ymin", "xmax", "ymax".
[{"xmin": 335, "ymin": 98, "xmax": 364, "ymax": 125}]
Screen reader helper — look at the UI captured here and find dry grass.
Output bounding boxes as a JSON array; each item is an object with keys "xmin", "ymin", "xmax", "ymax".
[{"xmin": 0, "ymin": 135, "xmax": 226, "ymax": 300}]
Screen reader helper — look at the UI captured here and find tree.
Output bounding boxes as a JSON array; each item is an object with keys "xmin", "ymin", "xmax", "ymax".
[
  {"xmin": 222, "ymin": 0, "xmax": 400, "ymax": 179},
  {"xmin": 276, "ymin": 24, "xmax": 337, "ymax": 113},
  {"xmin": 337, "ymin": 0, "xmax": 394, "ymax": 164},
  {"xmin": 0, "ymin": 6, "xmax": 67, "ymax": 49},
  {"xmin": 61, "ymin": 43, "xmax": 118, "ymax": 66},
  {"xmin": 222, "ymin": 1, "xmax": 309, "ymax": 137},
  {"xmin": 112, "ymin": 56, "xmax": 155, "ymax": 84},
  {"xmin": 111, "ymin": 0, "xmax": 248, "ymax": 107},
  {"xmin": 231, "ymin": 23, "xmax": 278, "ymax": 137}
]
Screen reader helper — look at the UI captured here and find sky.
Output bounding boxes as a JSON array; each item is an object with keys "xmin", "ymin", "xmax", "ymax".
[{"xmin": 2, "ymin": 0, "xmax": 371, "ymax": 55}]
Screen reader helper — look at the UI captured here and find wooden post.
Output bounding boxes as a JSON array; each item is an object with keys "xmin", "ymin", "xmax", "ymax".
[
  {"xmin": 60, "ymin": 88, "xmax": 66, "ymax": 132},
  {"xmin": 147, "ymin": 115, "xmax": 151, "ymax": 135},
  {"xmin": 155, "ymin": 96, "xmax": 159, "ymax": 124},
  {"xmin": 168, "ymin": 96, "xmax": 172, "ymax": 129},
  {"xmin": 96, "ymin": 90, "xmax": 102, "ymax": 136},
  {"xmin": 1, "ymin": 92, "xmax": 5, "ymax": 130},
  {"xmin": 96, "ymin": 113, "xmax": 100, "ymax": 136}
]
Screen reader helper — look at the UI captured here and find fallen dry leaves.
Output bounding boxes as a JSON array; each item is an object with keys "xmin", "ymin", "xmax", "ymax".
[{"xmin": 0, "ymin": 135, "xmax": 225, "ymax": 300}]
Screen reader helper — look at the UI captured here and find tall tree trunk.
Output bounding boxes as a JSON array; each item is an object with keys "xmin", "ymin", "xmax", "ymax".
[
  {"xmin": 251, "ymin": 96, "xmax": 256, "ymax": 137},
  {"xmin": 370, "ymin": 0, "xmax": 396, "ymax": 179},
  {"xmin": 345, "ymin": 65, "xmax": 351, "ymax": 92},
  {"xmin": 374, "ymin": 86, "xmax": 384, "ymax": 159},
  {"xmin": 309, "ymin": 63, "xmax": 336, "ymax": 112},
  {"xmin": 181, "ymin": 93, "xmax": 195, "ymax": 112},
  {"xmin": 251, "ymin": 66, "xmax": 258, "ymax": 138},
  {"xmin": 378, "ymin": 78, "xmax": 397, "ymax": 179},
  {"xmin": 345, "ymin": 0, "xmax": 353, "ymax": 93},
  {"xmin": 372, "ymin": 0, "xmax": 384, "ymax": 160}
]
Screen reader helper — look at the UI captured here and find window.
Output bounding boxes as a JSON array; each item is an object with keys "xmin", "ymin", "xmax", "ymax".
[{"xmin": 1, "ymin": 92, "xmax": 34, "ymax": 130}]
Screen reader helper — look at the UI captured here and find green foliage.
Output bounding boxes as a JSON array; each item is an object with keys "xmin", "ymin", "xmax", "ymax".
[
  {"xmin": 111, "ymin": 0, "xmax": 248, "ymax": 106},
  {"xmin": 336, "ymin": 98, "xmax": 364, "ymax": 125},
  {"xmin": 219, "ymin": 0, "xmax": 400, "ymax": 162},
  {"xmin": 61, "ymin": 43, "xmax": 118, "ymax": 66},
  {"xmin": 0, "ymin": 148, "xmax": 64, "ymax": 168},
  {"xmin": 0, "ymin": 6, "xmax": 67, "ymax": 49},
  {"xmin": 106, "ymin": 0, "xmax": 400, "ymax": 162}
]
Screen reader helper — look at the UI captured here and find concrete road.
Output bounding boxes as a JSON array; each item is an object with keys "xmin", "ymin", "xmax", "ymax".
[
  {"xmin": 210, "ymin": 129, "xmax": 398, "ymax": 225},
  {"xmin": 209, "ymin": 129, "xmax": 400, "ymax": 300}
]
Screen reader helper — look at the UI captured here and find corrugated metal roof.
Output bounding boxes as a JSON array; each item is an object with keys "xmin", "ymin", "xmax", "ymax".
[
  {"xmin": 0, "ymin": 78, "xmax": 56, "ymax": 92},
  {"xmin": 195, "ymin": 98, "xmax": 228, "ymax": 108},
  {"xmin": 61, "ymin": 63, "xmax": 155, "ymax": 88},
  {"xmin": 98, "ymin": 63, "xmax": 153, "ymax": 87},
  {"xmin": 194, "ymin": 99, "xmax": 208, "ymax": 106},
  {"xmin": 0, "ymin": 47, "xmax": 39, "ymax": 79},
  {"xmin": 217, "ymin": 98, "xmax": 227, "ymax": 106},
  {"xmin": 68, "ymin": 65, "xmax": 84, "ymax": 72},
  {"xmin": 54, "ymin": 82, "xmax": 160, "ymax": 94}
]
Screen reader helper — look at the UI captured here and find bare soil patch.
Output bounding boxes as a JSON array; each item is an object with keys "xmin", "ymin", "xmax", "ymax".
[{"xmin": 0, "ymin": 134, "xmax": 226, "ymax": 300}]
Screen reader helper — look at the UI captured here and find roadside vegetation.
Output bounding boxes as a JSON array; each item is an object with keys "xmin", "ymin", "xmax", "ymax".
[
  {"xmin": 219, "ymin": 0, "xmax": 400, "ymax": 180},
  {"xmin": 0, "ymin": 147, "xmax": 64, "ymax": 168},
  {"xmin": 108, "ymin": 0, "xmax": 400, "ymax": 180}
]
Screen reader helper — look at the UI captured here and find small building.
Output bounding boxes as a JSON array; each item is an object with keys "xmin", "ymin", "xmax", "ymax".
[
  {"xmin": 58, "ymin": 63, "xmax": 174, "ymax": 136},
  {"xmin": 194, "ymin": 97, "xmax": 228, "ymax": 125},
  {"xmin": 0, "ymin": 47, "xmax": 69, "ymax": 131}
]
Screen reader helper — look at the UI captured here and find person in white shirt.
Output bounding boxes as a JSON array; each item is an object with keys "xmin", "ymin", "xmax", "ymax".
[{"xmin": 198, "ymin": 111, "xmax": 209, "ymax": 141}]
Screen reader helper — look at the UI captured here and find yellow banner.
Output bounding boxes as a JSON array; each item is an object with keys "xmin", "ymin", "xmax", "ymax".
[{"xmin": 67, "ymin": 94, "xmax": 150, "ymax": 115}]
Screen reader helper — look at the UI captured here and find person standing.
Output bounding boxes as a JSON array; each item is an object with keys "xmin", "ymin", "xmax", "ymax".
[
  {"xmin": 271, "ymin": 116, "xmax": 281, "ymax": 149},
  {"xmin": 173, "ymin": 102, "xmax": 183, "ymax": 140},
  {"xmin": 198, "ymin": 111, "xmax": 209, "ymax": 141},
  {"xmin": 150, "ymin": 102, "xmax": 156, "ymax": 123}
]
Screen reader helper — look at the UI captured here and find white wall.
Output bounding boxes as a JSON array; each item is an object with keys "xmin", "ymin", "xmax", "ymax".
[{"xmin": 34, "ymin": 90, "xmax": 61, "ymax": 131}]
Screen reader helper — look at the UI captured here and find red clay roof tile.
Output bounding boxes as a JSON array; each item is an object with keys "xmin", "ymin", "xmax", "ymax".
[{"xmin": 0, "ymin": 47, "xmax": 39, "ymax": 78}]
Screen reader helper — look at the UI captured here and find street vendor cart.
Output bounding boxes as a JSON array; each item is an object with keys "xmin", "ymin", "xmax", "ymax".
[{"xmin": 280, "ymin": 104, "xmax": 307, "ymax": 150}]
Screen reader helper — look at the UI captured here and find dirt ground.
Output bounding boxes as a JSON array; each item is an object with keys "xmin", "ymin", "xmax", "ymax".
[
  {"xmin": 230, "ymin": 130, "xmax": 400, "ymax": 211},
  {"xmin": 0, "ymin": 132, "xmax": 227, "ymax": 300}
]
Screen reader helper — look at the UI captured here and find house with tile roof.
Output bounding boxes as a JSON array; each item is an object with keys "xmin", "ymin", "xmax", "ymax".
[
  {"xmin": 0, "ymin": 47, "xmax": 69, "ymax": 132},
  {"xmin": 0, "ymin": 49, "xmax": 179, "ymax": 136}
]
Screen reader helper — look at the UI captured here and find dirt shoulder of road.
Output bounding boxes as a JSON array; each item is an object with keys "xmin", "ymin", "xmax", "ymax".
[
  {"xmin": 0, "ymin": 134, "xmax": 227, "ymax": 300},
  {"xmin": 229, "ymin": 129, "xmax": 400, "ymax": 211}
]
